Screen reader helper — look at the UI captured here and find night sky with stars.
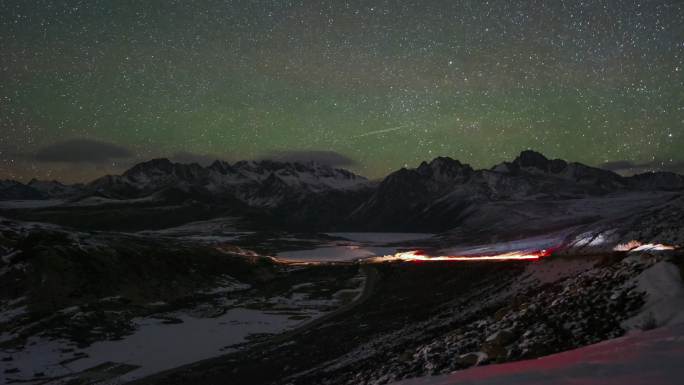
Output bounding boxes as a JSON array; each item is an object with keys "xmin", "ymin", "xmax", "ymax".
[{"xmin": 1, "ymin": 0, "xmax": 683, "ymax": 182}]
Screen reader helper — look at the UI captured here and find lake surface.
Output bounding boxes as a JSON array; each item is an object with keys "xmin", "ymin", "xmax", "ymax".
[{"xmin": 276, "ymin": 232, "xmax": 435, "ymax": 262}]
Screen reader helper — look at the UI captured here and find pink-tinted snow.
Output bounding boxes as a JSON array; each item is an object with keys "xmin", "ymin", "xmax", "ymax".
[{"xmin": 393, "ymin": 323, "xmax": 684, "ymax": 385}]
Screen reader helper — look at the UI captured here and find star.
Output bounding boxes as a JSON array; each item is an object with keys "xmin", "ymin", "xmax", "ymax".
[{"xmin": 1, "ymin": 1, "xmax": 682, "ymax": 182}]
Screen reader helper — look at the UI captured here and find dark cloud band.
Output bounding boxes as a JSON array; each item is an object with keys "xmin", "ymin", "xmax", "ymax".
[{"xmin": 33, "ymin": 139, "xmax": 133, "ymax": 164}]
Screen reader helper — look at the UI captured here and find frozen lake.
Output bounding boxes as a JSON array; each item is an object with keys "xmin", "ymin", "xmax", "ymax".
[
  {"xmin": 277, "ymin": 245, "xmax": 400, "ymax": 262},
  {"xmin": 276, "ymin": 233, "xmax": 435, "ymax": 262}
]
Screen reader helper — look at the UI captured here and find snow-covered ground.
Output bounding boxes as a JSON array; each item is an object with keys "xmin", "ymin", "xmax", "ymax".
[
  {"xmin": 1, "ymin": 308, "xmax": 305, "ymax": 383},
  {"xmin": 622, "ymin": 260, "xmax": 684, "ymax": 330},
  {"xmin": 137, "ymin": 217, "xmax": 242, "ymax": 236},
  {"xmin": 1, "ymin": 269, "xmax": 368, "ymax": 384},
  {"xmin": 391, "ymin": 321, "xmax": 684, "ymax": 385},
  {"xmin": 382, "ymin": 256, "xmax": 684, "ymax": 385},
  {"xmin": 438, "ymin": 230, "xmax": 569, "ymax": 256},
  {"xmin": 135, "ymin": 217, "xmax": 254, "ymax": 244}
]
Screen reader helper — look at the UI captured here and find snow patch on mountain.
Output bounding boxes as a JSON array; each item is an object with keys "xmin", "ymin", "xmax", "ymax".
[{"xmin": 622, "ymin": 261, "xmax": 684, "ymax": 331}]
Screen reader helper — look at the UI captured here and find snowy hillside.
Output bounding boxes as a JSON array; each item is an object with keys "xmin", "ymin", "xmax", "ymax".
[{"xmin": 391, "ymin": 322, "xmax": 684, "ymax": 385}]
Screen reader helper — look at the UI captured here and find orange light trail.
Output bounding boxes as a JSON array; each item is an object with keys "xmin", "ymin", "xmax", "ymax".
[{"xmin": 373, "ymin": 249, "xmax": 554, "ymax": 263}]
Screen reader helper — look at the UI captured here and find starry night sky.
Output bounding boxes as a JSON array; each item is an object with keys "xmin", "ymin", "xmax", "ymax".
[{"xmin": 1, "ymin": 0, "xmax": 683, "ymax": 182}]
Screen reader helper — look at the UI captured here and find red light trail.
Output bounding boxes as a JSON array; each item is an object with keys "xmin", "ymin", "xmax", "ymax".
[{"xmin": 372, "ymin": 248, "xmax": 557, "ymax": 263}]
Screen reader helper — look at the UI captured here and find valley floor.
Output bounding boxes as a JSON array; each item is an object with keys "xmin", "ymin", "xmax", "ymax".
[
  {"xmin": 131, "ymin": 252, "xmax": 683, "ymax": 385},
  {"xmin": 1, "ymin": 266, "xmax": 368, "ymax": 384},
  {"xmin": 1, "ymin": 216, "xmax": 683, "ymax": 385}
]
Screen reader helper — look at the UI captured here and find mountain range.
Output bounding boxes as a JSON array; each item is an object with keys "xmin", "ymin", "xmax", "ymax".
[{"xmin": 2, "ymin": 150, "xmax": 683, "ymax": 233}]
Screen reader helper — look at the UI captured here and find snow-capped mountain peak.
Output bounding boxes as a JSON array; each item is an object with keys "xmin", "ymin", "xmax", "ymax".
[{"xmin": 84, "ymin": 158, "xmax": 370, "ymax": 208}]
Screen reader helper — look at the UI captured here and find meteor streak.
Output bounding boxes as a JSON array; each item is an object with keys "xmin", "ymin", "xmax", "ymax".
[{"xmin": 352, "ymin": 125, "xmax": 409, "ymax": 138}]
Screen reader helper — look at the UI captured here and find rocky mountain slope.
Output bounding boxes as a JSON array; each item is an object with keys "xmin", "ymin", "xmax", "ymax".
[
  {"xmin": 348, "ymin": 151, "xmax": 684, "ymax": 231},
  {"xmin": 0, "ymin": 181, "xmax": 46, "ymax": 200},
  {"xmin": 391, "ymin": 320, "xmax": 684, "ymax": 385},
  {"xmin": 87, "ymin": 159, "xmax": 370, "ymax": 206},
  {"xmin": 128, "ymin": 248, "xmax": 683, "ymax": 385},
  {"xmin": 0, "ymin": 180, "xmax": 83, "ymax": 200}
]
